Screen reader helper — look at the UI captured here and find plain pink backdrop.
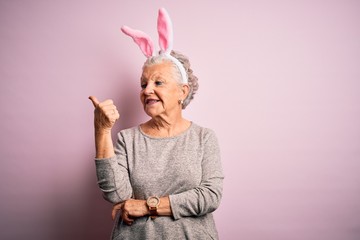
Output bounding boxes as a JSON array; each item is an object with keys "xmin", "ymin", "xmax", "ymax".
[{"xmin": 1, "ymin": 0, "xmax": 359, "ymax": 239}]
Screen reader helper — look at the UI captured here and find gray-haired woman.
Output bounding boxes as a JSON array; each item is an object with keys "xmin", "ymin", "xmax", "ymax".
[{"xmin": 89, "ymin": 50, "xmax": 223, "ymax": 239}]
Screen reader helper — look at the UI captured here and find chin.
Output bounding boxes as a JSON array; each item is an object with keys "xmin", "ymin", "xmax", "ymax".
[{"xmin": 144, "ymin": 109, "xmax": 159, "ymax": 118}]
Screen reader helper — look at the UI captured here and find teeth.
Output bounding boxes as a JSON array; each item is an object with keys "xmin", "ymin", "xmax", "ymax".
[{"xmin": 146, "ymin": 99, "xmax": 158, "ymax": 104}]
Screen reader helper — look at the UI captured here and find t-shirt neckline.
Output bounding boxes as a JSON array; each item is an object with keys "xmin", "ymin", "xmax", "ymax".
[{"xmin": 138, "ymin": 122, "xmax": 193, "ymax": 140}]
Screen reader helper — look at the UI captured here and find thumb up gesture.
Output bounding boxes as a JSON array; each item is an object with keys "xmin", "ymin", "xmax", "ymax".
[{"xmin": 89, "ymin": 96, "xmax": 120, "ymax": 132}]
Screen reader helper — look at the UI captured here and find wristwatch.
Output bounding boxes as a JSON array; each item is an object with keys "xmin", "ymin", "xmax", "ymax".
[{"xmin": 146, "ymin": 196, "xmax": 160, "ymax": 219}]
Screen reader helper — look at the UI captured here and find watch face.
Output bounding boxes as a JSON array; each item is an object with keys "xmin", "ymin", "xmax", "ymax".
[{"xmin": 147, "ymin": 196, "xmax": 160, "ymax": 207}]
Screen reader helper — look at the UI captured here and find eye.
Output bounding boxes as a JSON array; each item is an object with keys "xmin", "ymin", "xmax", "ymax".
[
  {"xmin": 155, "ymin": 81, "xmax": 163, "ymax": 86},
  {"xmin": 141, "ymin": 83, "xmax": 147, "ymax": 89}
]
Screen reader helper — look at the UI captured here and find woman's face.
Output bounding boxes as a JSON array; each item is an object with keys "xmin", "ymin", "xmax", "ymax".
[{"xmin": 140, "ymin": 61, "xmax": 186, "ymax": 118}]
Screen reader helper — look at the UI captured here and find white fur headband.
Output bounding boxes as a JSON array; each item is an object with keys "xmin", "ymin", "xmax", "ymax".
[{"xmin": 121, "ymin": 8, "xmax": 188, "ymax": 84}]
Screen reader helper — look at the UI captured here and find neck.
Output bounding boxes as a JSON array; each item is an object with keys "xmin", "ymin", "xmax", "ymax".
[{"xmin": 143, "ymin": 112, "xmax": 190, "ymax": 137}]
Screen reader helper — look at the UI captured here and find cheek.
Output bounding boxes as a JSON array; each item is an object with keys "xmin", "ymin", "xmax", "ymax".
[
  {"xmin": 140, "ymin": 91, "xmax": 145, "ymax": 103},
  {"xmin": 164, "ymin": 93, "xmax": 178, "ymax": 105}
]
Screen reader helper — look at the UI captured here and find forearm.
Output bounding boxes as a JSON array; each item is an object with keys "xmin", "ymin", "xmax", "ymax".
[
  {"xmin": 169, "ymin": 177, "xmax": 223, "ymax": 219},
  {"xmin": 130, "ymin": 196, "xmax": 172, "ymax": 216},
  {"xmin": 95, "ymin": 129, "xmax": 114, "ymax": 159},
  {"xmin": 118, "ymin": 196, "xmax": 172, "ymax": 224},
  {"xmin": 157, "ymin": 196, "xmax": 172, "ymax": 216}
]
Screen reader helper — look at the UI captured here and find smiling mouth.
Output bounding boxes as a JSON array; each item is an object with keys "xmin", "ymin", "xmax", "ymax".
[{"xmin": 145, "ymin": 99, "xmax": 160, "ymax": 105}]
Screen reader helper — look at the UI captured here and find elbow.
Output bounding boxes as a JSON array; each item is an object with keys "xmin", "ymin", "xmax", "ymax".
[
  {"xmin": 97, "ymin": 180, "xmax": 133, "ymax": 203},
  {"xmin": 101, "ymin": 189, "xmax": 133, "ymax": 204},
  {"xmin": 207, "ymin": 188, "xmax": 223, "ymax": 213},
  {"xmin": 197, "ymin": 186, "xmax": 223, "ymax": 215}
]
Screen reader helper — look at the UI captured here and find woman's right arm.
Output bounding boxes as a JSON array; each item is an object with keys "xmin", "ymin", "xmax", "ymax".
[
  {"xmin": 89, "ymin": 96, "xmax": 119, "ymax": 159},
  {"xmin": 89, "ymin": 96, "xmax": 133, "ymax": 203}
]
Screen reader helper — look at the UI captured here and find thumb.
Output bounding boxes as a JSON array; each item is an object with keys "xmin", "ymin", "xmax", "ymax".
[{"xmin": 88, "ymin": 96, "xmax": 100, "ymax": 108}]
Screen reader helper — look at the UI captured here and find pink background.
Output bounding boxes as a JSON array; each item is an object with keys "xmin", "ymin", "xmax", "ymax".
[{"xmin": 1, "ymin": 0, "xmax": 359, "ymax": 239}]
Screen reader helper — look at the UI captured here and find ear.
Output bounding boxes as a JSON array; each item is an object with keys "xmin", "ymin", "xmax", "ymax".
[
  {"xmin": 121, "ymin": 26, "xmax": 154, "ymax": 57},
  {"xmin": 180, "ymin": 84, "xmax": 190, "ymax": 100},
  {"xmin": 157, "ymin": 8, "xmax": 173, "ymax": 54}
]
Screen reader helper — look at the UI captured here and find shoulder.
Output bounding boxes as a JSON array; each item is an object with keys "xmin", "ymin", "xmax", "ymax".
[
  {"xmin": 190, "ymin": 123, "xmax": 221, "ymax": 155},
  {"xmin": 116, "ymin": 126, "xmax": 141, "ymax": 141},
  {"xmin": 189, "ymin": 123, "xmax": 218, "ymax": 142}
]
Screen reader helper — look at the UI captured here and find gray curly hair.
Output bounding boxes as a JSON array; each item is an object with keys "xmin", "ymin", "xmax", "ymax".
[{"xmin": 142, "ymin": 50, "xmax": 199, "ymax": 109}]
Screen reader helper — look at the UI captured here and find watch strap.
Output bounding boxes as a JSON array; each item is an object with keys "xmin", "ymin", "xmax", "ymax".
[{"xmin": 149, "ymin": 207, "xmax": 158, "ymax": 219}]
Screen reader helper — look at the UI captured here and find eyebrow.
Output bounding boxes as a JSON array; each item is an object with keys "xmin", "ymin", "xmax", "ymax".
[{"xmin": 141, "ymin": 73, "xmax": 166, "ymax": 83}]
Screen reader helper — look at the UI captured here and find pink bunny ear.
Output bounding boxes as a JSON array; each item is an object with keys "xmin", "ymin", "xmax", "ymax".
[
  {"xmin": 121, "ymin": 26, "xmax": 154, "ymax": 57},
  {"xmin": 157, "ymin": 8, "xmax": 173, "ymax": 54}
]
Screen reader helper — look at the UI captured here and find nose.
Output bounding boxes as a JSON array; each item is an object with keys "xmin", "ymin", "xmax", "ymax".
[{"xmin": 144, "ymin": 83, "xmax": 154, "ymax": 95}]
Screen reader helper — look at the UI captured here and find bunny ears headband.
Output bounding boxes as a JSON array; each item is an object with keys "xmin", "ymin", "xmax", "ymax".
[{"xmin": 121, "ymin": 8, "xmax": 188, "ymax": 84}]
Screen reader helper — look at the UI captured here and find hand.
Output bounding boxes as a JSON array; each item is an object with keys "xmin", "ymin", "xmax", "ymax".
[
  {"xmin": 89, "ymin": 96, "xmax": 120, "ymax": 132},
  {"xmin": 112, "ymin": 199, "xmax": 149, "ymax": 225}
]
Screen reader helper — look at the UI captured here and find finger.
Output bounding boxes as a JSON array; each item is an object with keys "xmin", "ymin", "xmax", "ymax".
[
  {"xmin": 124, "ymin": 218, "xmax": 134, "ymax": 225},
  {"xmin": 89, "ymin": 96, "xmax": 100, "ymax": 108},
  {"xmin": 98, "ymin": 99, "xmax": 114, "ymax": 107},
  {"xmin": 122, "ymin": 211, "xmax": 134, "ymax": 225},
  {"xmin": 112, "ymin": 203, "xmax": 123, "ymax": 220},
  {"xmin": 112, "ymin": 208, "xmax": 118, "ymax": 220},
  {"xmin": 100, "ymin": 110, "xmax": 118, "ymax": 123},
  {"xmin": 110, "ymin": 114, "xmax": 120, "ymax": 124},
  {"xmin": 101, "ymin": 105, "xmax": 117, "ymax": 112}
]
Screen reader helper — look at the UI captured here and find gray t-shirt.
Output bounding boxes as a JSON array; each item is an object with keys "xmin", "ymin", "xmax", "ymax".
[{"xmin": 95, "ymin": 123, "xmax": 224, "ymax": 239}]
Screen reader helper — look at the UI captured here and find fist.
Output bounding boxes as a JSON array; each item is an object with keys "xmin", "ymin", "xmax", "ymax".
[{"xmin": 89, "ymin": 96, "xmax": 120, "ymax": 131}]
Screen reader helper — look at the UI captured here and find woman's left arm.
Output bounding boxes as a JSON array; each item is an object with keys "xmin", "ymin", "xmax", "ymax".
[{"xmin": 168, "ymin": 129, "xmax": 224, "ymax": 220}]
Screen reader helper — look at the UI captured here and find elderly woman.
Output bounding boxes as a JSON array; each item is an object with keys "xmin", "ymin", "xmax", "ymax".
[{"xmin": 89, "ymin": 8, "xmax": 223, "ymax": 240}]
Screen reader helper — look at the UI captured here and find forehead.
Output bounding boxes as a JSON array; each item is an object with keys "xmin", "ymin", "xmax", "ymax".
[{"xmin": 141, "ymin": 61, "xmax": 174, "ymax": 80}]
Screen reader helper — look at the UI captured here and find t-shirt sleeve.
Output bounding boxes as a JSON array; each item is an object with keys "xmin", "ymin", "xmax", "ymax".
[{"xmin": 169, "ymin": 129, "xmax": 224, "ymax": 219}]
